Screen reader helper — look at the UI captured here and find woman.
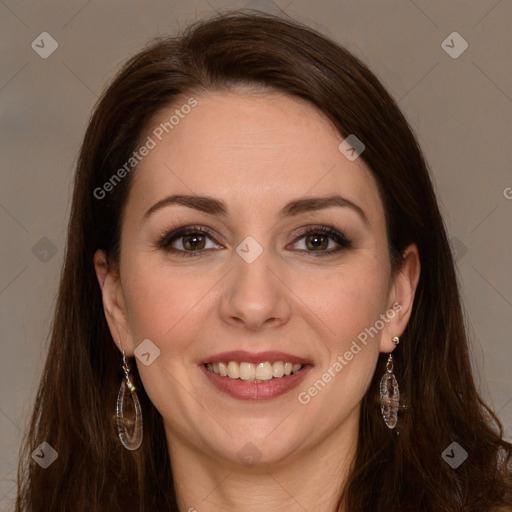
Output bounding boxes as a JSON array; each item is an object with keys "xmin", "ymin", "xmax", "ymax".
[{"xmin": 16, "ymin": 10, "xmax": 512, "ymax": 512}]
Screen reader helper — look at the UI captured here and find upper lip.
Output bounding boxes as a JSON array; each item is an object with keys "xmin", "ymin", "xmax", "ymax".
[{"xmin": 200, "ymin": 350, "xmax": 311, "ymax": 365}]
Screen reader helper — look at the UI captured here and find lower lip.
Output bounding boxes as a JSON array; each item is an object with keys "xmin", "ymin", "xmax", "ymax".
[{"xmin": 200, "ymin": 364, "xmax": 312, "ymax": 400}]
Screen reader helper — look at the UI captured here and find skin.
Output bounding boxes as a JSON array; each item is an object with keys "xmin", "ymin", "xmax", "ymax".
[{"xmin": 94, "ymin": 89, "xmax": 420, "ymax": 512}]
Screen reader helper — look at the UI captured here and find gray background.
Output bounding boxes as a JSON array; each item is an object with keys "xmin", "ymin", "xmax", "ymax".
[{"xmin": 1, "ymin": 0, "xmax": 511, "ymax": 508}]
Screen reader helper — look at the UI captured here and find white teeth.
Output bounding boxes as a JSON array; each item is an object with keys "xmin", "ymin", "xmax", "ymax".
[
  {"xmin": 218, "ymin": 361, "xmax": 228, "ymax": 377},
  {"xmin": 227, "ymin": 361, "xmax": 240, "ymax": 379},
  {"xmin": 255, "ymin": 362, "xmax": 273, "ymax": 381},
  {"xmin": 239, "ymin": 362, "xmax": 255, "ymax": 381},
  {"xmin": 272, "ymin": 361, "xmax": 285, "ymax": 378},
  {"xmin": 292, "ymin": 363, "xmax": 302, "ymax": 374},
  {"xmin": 205, "ymin": 360, "xmax": 304, "ymax": 381}
]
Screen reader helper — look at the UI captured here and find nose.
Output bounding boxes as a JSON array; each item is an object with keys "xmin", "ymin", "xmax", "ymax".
[{"xmin": 219, "ymin": 247, "xmax": 293, "ymax": 332}]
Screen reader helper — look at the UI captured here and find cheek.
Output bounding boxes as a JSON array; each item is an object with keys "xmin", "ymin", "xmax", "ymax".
[
  {"xmin": 303, "ymin": 269, "xmax": 387, "ymax": 401},
  {"xmin": 292, "ymin": 265, "xmax": 388, "ymax": 423},
  {"xmin": 297, "ymin": 260, "xmax": 390, "ymax": 350},
  {"xmin": 120, "ymin": 260, "xmax": 206, "ymax": 417},
  {"xmin": 122, "ymin": 263, "xmax": 202, "ymax": 344}
]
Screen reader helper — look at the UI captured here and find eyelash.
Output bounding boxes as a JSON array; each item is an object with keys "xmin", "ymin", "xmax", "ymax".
[{"xmin": 156, "ymin": 224, "xmax": 353, "ymax": 258}]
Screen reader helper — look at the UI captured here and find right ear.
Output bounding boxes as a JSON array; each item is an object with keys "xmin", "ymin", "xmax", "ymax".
[{"xmin": 93, "ymin": 249, "xmax": 135, "ymax": 356}]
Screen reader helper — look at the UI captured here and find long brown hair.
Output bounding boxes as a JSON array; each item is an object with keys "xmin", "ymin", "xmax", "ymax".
[{"xmin": 16, "ymin": 11, "xmax": 512, "ymax": 511}]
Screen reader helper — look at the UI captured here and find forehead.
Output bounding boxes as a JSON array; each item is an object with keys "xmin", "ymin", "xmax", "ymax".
[{"xmin": 128, "ymin": 90, "xmax": 385, "ymax": 225}]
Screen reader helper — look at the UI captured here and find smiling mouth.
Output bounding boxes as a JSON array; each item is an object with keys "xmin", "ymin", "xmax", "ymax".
[{"xmin": 204, "ymin": 361, "xmax": 304, "ymax": 383}]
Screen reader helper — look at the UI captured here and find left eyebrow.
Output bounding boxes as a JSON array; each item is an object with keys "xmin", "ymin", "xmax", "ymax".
[
  {"xmin": 278, "ymin": 194, "xmax": 369, "ymax": 226},
  {"xmin": 142, "ymin": 193, "xmax": 369, "ymax": 227}
]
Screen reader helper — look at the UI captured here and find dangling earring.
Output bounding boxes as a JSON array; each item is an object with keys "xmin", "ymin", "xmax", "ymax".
[
  {"xmin": 116, "ymin": 349, "xmax": 143, "ymax": 450},
  {"xmin": 379, "ymin": 336, "xmax": 400, "ymax": 429}
]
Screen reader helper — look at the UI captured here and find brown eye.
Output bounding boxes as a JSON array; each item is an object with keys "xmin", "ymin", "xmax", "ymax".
[
  {"xmin": 304, "ymin": 233, "xmax": 329, "ymax": 251},
  {"xmin": 290, "ymin": 226, "xmax": 352, "ymax": 256},
  {"xmin": 157, "ymin": 225, "xmax": 223, "ymax": 257},
  {"xmin": 181, "ymin": 233, "xmax": 207, "ymax": 251},
  {"xmin": 157, "ymin": 224, "xmax": 352, "ymax": 258}
]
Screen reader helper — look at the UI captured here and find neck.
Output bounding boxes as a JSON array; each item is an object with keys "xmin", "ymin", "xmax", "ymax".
[{"xmin": 166, "ymin": 410, "xmax": 358, "ymax": 512}]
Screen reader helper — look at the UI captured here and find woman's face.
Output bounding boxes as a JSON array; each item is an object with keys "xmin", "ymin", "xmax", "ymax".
[{"xmin": 96, "ymin": 89, "xmax": 419, "ymax": 467}]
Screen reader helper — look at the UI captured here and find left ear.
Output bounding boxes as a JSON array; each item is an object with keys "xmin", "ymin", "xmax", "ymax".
[{"xmin": 380, "ymin": 243, "xmax": 421, "ymax": 353}]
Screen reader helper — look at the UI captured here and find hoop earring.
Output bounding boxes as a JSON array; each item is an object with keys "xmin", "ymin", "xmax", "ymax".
[
  {"xmin": 116, "ymin": 349, "xmax": 143, "ymax": 450},
  {"xmin": 379, "ymin": 336, "xmax": 400, "ymax": 429}
]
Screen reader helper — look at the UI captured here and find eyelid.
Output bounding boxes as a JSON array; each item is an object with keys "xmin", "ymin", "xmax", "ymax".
[
  {"xmin": 156, "ymin": 224, "xmax": 222, "ymax": 250},
  {"xmin": 156, "ymin": 223, "xmax": 352, "ymax": 256},
  {"xmin": 293, "ymin": 224, "xmax": 351, "ymax": 243},
  {"xmin": 287, "ymin": 225, "xmax": 353, "ymax": 256}
]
